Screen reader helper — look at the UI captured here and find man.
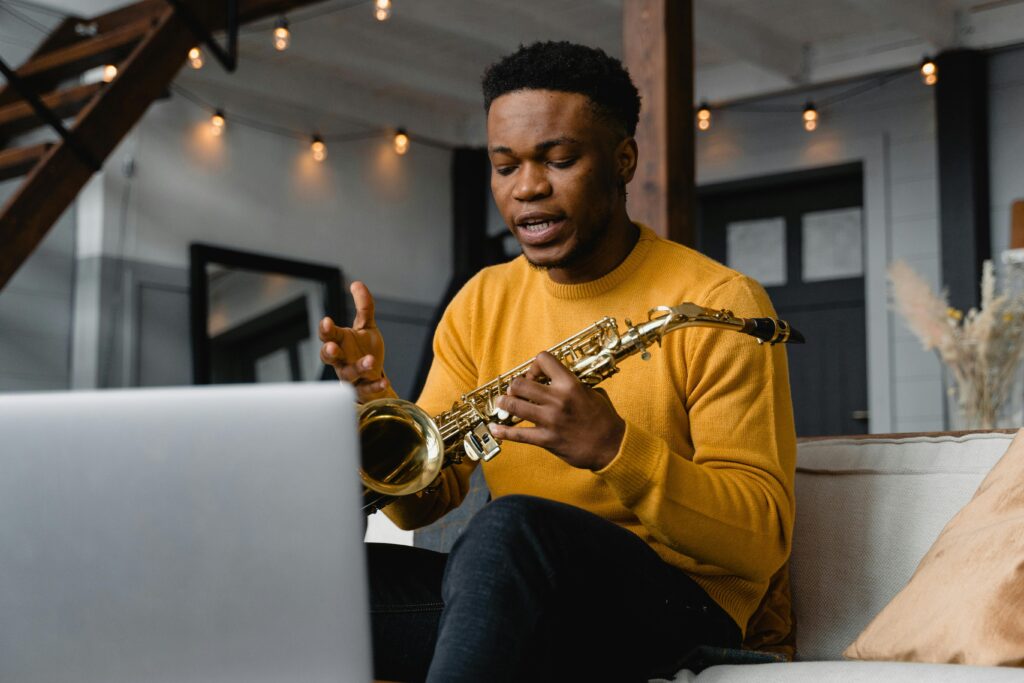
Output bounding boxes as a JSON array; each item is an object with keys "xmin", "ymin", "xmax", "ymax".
[{"xmin": 320, "ymin": 42, "xmax": 796, "ymax": 682}]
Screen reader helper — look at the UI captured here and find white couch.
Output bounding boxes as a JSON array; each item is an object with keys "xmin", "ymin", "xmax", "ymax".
[{"xmin": 664, "ymin": 430, "xmax": 1024, "ymax": 682}]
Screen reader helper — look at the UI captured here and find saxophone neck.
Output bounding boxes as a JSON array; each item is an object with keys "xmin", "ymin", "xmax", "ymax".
[{"xmin": 630, "ymin": 303, "xmax": 803, "ymax": 346}]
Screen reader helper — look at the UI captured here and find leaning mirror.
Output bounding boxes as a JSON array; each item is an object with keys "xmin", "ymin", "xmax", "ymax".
[{"xmin": 189, "ymin": 244, "xmax": 345, "ymax": 384}]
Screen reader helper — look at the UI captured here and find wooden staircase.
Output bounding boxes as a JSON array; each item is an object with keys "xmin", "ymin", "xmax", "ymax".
[{"xmin": 0, "ymin": 0, "xmax": 327, "ymax": 291}]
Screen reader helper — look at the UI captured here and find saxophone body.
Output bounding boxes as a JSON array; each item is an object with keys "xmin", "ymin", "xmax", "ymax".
[{"xmin": 359, "ymin": 302, "xmax": 803, "ymax": 514}]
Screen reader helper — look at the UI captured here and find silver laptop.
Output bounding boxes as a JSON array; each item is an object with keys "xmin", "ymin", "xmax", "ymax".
[{"xmin": 0, "ymin": 382, "xmax": 371, "ymax": 683}]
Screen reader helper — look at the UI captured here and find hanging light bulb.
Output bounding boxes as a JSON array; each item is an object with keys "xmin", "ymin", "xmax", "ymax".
[
  {"xmin": 802, "ymin": 102, "xmax": 818, "ymax": 132},
  {"xmin": 273, "ymin": 17, "xmax": 290, "ymax": 51},
  {"xmin": 374, "ymin": 0, "xmax": 392, "ymax": 21},
  {"xmin": 920, "ymin": 56, "xmax": 938, "ymax": 86},
  {"xmin": 393, "ymin": 128, "xmax": 409, "ymax": 155},
  {"xmin": 188, "ymin": 46, "xmax": 204, "ymax": 69},
  {"xmin": 311, "ymin": 135, "xmax": 327, "ymax": 162},
  {"xmin": 101, "ymin": 64, "xmax": 117, "ymax": 83},
  {"xmin": 210, "ymin": 109, "xmax": 226, "ymax": 136},
  {"xmin": 696, "ymin": 101, "xmax": 711, "ymax": 131}
]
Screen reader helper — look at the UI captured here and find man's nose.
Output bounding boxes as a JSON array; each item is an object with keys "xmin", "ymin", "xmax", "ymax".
[{"xmin": 512, "ymin": 164, "xmax": 552, "ymax": 201}]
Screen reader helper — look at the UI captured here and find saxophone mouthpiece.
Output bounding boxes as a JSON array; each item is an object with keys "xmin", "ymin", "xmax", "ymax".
[{"xmin": 743, "ymin": 317, "xmax": 805, "ymax": 345}]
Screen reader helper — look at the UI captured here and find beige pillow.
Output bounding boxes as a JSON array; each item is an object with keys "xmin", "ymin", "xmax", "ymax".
[{"xmin": 844, "ymin": 428, "xmax": 1024, "ymax": 666}]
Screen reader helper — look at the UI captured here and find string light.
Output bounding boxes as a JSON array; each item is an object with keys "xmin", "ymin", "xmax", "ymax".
[
  {"xmin": 101, "ymin": 64, "xmax": 117, "ymax": 82},
  {"xmin": 696, "ymin": 101, "xmax": 711, "ymax": 131},
  {"xmin": 273, "ymin": 17, "xmax": 290, "ymax": 51},
  {"xmin": 189, "ymin": 46, "xmax": 203, "ymax": 69},
  {"xmin": 920, "ymin": 56, "xmax": 938, "ymax": 86},
  {"xmin": 210, "ymin": 109, "xmax": 226, "ymax": 136},
  {"xmin": 393, "ymin": 128, "xmax": 409, "ymax": 155},
  {"xmin": 311, "ymin": 134, "xmax": 327, "ymax": 162},
  {"xmin": 802, "ymin": 102, "xmax": 818, "ymax": 132},
  {"xmin": 374, "ymin": 0, "xmax": 392, "ymax": 22}
]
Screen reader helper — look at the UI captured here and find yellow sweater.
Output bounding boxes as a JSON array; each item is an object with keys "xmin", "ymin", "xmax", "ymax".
[{"xmin": 385, "ymin": 224, "xmax": 797, "ymax": 634}]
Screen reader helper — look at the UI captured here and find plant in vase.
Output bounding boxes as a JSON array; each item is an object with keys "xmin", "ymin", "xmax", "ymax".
[{"xmin": 888, "ymin": 259, "xmax": 1024, "ymax": 429}]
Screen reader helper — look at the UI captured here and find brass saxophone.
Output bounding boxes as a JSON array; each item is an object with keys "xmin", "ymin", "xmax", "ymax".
[{"xmin": 359, "ymin": 302, "xmax": 804, "ymax": 514}]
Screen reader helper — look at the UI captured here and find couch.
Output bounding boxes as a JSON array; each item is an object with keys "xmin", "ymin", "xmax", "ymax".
[{"xmin": 660, "ymin": 430, "xmax": 1023, "ymax": 682}]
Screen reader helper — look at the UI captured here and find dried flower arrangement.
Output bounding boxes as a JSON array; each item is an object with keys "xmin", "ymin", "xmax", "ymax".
[{"xmin": 888, "ymin": 259, "xmax": 1024, "ymax": 429}]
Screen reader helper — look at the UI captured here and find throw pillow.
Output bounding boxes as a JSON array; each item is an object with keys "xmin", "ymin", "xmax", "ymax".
[{"xmin": 844, "ymin": 428, "xmax": 1024, "ymax": 666}]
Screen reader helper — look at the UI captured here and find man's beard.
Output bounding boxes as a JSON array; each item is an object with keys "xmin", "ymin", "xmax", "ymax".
[{"xmin": 522, "ymin": 202, "xmax": 614, "ymax": 273}]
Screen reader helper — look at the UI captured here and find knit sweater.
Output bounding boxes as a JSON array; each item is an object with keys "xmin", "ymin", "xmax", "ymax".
[{"xmin": 384, "ymin": 223, "xmax": 797, "ymax": 634}]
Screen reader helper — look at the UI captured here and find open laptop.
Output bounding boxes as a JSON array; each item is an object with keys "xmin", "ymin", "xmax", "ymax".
[{"xmin": 0, "ymin": 382, "xmax": 371, "ymax": 683}]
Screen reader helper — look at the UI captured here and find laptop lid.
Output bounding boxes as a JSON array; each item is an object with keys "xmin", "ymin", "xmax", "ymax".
[{"xmin": 0, "ymin": 382, "xmax": 370, "ymax": 683}]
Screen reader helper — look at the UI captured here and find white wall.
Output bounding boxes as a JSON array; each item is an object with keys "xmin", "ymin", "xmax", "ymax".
[{"xmin": 96, "ymin": 94, "xmax": 453, "ymax": 306}]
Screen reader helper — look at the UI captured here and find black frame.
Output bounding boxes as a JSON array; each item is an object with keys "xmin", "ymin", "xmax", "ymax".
[{"xmin": 189, "ymin": 243, "xmax": 345, "ymax": 385}]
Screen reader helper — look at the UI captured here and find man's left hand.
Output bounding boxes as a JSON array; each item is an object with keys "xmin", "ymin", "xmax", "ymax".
[{"xmin": 489, "ymin": 351, "xmax": 626, "ymax": 470}]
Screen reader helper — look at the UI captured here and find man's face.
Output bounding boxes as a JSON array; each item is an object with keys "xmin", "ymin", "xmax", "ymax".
[{"xmin": 487, "ymin": 90, "xmax": 628, "ymax": 272}]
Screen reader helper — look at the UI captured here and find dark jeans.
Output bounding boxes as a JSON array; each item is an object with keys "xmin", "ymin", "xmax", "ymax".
[{"xmin": 367, "ymin": 495, "xmax": 741, "ymax": 683}]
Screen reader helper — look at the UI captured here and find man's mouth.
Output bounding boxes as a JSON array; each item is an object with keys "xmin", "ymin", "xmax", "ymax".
[{"xmin": 515, "ymin": 214, "xmax": 567, "ymax": 245}]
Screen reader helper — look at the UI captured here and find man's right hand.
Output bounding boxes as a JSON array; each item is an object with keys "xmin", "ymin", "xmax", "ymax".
[{"xmin": 319, "ymin": 281, "xmax": 393, "ymax": 403}]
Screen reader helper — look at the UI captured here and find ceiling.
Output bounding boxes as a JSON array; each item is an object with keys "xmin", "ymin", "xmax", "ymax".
[{"xmin": 15, "ymin": 0, "xmax": 1024, "ymax": 145}]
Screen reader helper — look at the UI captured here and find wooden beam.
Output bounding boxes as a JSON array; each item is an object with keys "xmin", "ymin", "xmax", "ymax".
[
  {"xmin": 0, "ymin": 82, "xmax": 102, "ymax": 141},
  {"xmin": 0, "ymin": 143, "xmax": 51, "ymax": 183},
  {"xmin": 854, "ymin": 0, "xmax": 957, "ymax": 48},
  {"xmin": 695, "ymin": 2, "xmax": 803, "ymax": 82},
  {"xmin": 622, "ymin": 0, "xmax": 695, "ymax": 245},
  {"xmin": 1011, "ymin": 200, "xmax": 1024, "ymax": 250}
]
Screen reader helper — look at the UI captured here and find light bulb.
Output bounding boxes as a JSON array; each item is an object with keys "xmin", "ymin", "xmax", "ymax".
[
  {"xmin": 696, "ymin": 102, "xmax": 711, "ymax": 131},
  {"xmin": 101, "ymin": 64, "xmax": 117, "ymax": 82},
  {"xmin": 311, "ymin": 135, "xmax": 327, "ymax": 162},
  {"xmin": 188, "ymin": 46, "xmax": 203, "ymax": 69},
  {"xmin": 393, "ymin": 128, "xmax": 409, "ymax": 155},
  {"xmin": 920, "ymin": 57, "xmax": 938, "ymax": 86},
  {"xmin": 211, "ymin": 109, "xmax": 225, "ymax": 136},
  {"xmin": 375, "ymin": 0, "xmax": 391, "ymax": 21},
  {"xmin": 273, "ymin": 17, "xmax": 290, "ymax": 51},
  {"xmin": 802, "ymin": 102, "xmax": 818, "ymax": 132}
]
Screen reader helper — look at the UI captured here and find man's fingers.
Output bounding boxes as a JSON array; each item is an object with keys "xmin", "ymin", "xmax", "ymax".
[
  {"xmin": 496, "ymin": 394, "xmax": 545, "ymax": 425},
  {"xmin": 489, "ymin": 423, "xmax": 551, "ymax": 448},
  {"xmin": 350, "ymin": 281, "xmax": 377, "ymax": 330},
  {"xmin": 318, "ymin": 316, "xmax": 335, "ymax": 342},
  {"xmin": 507, "ymin": 376, "xmax": 552, "ymax": 406},
  {"xmin": 532, "ymin": 351, "xmax": 574, "ymax": 386}
]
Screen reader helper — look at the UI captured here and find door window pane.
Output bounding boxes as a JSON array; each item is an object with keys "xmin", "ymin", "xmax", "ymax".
[
  {"xmin": 726, "ymin": 217, "xmax": 787, "ymax": 287},
  {"xmin": 802, "ymin": 207, "xmax": 863, "ymax": 282}
]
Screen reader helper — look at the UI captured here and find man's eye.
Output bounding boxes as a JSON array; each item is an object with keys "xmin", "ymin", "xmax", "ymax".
[
  {"xmin": 495, "ymin": 166, "xmax": 517, "ymax": 176},
  {"xmin": 549, "ymin": 158, "xmax": 576, "ymax": 169}
]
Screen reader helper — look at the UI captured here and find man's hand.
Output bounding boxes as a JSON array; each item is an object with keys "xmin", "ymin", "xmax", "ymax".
[
  {"xmin": 319, "ymin": 281, "xmax": 393, "ymax": 403},
  {"xmin": 489, "ymin": 351, "xmax": 626, "ymax": 470}
]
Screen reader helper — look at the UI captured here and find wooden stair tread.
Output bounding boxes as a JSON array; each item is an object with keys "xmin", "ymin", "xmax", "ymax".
[
  {"xmin": 19, "ymin": 18, "xmax": 155, "ymax": 81},
  {"xmin": 0, "ymin": 143, "xmax": 51, "ymax": 183},
  {"xmin": 0, "ymin": 83, "xmax": 103, "ymax": 140}
]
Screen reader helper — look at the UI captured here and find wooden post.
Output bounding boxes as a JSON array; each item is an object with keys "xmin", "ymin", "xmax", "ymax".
[
  {"xmin": 1011, "ymin": 200, "xmax": 1024, "ymax": 249},
  {"xmin": 622, "ymin": 0, "xmax": 695, "ymax": 245}
]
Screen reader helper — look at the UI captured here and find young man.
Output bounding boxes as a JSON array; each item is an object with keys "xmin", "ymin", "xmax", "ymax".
[{"xmin": 320, "ymin": 42, "xmax": 796, "ymax": 683}]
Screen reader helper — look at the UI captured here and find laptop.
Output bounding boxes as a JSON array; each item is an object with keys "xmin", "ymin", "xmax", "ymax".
[{"xmin": 0, "ymin": 382, "xmax": 371, "ymax": 683}]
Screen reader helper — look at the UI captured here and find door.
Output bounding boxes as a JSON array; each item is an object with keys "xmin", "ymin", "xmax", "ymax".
[{"xmin": 698, "ymin": 164, "xmax": 868, "ymax": 436}]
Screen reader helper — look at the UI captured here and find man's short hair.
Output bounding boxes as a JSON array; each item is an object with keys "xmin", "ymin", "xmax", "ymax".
[{"xmin": 481, "ymin": 41, "xmax": 641, "ymax": 138}]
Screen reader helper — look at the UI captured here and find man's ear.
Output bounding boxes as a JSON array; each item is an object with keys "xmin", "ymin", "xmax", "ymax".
[{"xmin": 615, "ymin": 137, "xmax": 638, "ymax": 185}]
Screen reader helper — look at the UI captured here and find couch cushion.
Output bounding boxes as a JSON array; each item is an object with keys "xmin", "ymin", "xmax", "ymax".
[
  {"xmin": 790, "ymin": 432, "xmax": 1012, "ymax": 661},
  {"xmin": 687, "ymin": 661, "xmax": 1024, "ymax": 682},
  {"xmin": 845, "ymin": 428, "xmax": 1024, "ymax": 665}
]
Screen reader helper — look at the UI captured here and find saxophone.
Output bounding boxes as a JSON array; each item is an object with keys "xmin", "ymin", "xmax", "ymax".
[{"xmin": 359, "ymin": 302, "xmax": 804, "ymax": 514}]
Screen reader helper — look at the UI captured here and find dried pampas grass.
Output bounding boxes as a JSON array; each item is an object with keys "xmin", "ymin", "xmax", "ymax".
[{"xmin": 888, "ymin": 259, "xmax": 1024, "ymax": 429}]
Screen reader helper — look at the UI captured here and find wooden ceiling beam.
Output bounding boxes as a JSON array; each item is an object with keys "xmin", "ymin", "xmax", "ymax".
[
  {"xmin": 851, "ymin": 0, "xmax": 957, "ymax": 49},
  {"xmin": 694, "ymin": 1, "xmax": 804, "ymax": 83}
]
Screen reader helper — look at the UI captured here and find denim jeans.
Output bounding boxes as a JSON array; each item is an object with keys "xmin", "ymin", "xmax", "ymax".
[{"xmin": 367, "ymin": 495, "xmax": 741, "ymax": 683}]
